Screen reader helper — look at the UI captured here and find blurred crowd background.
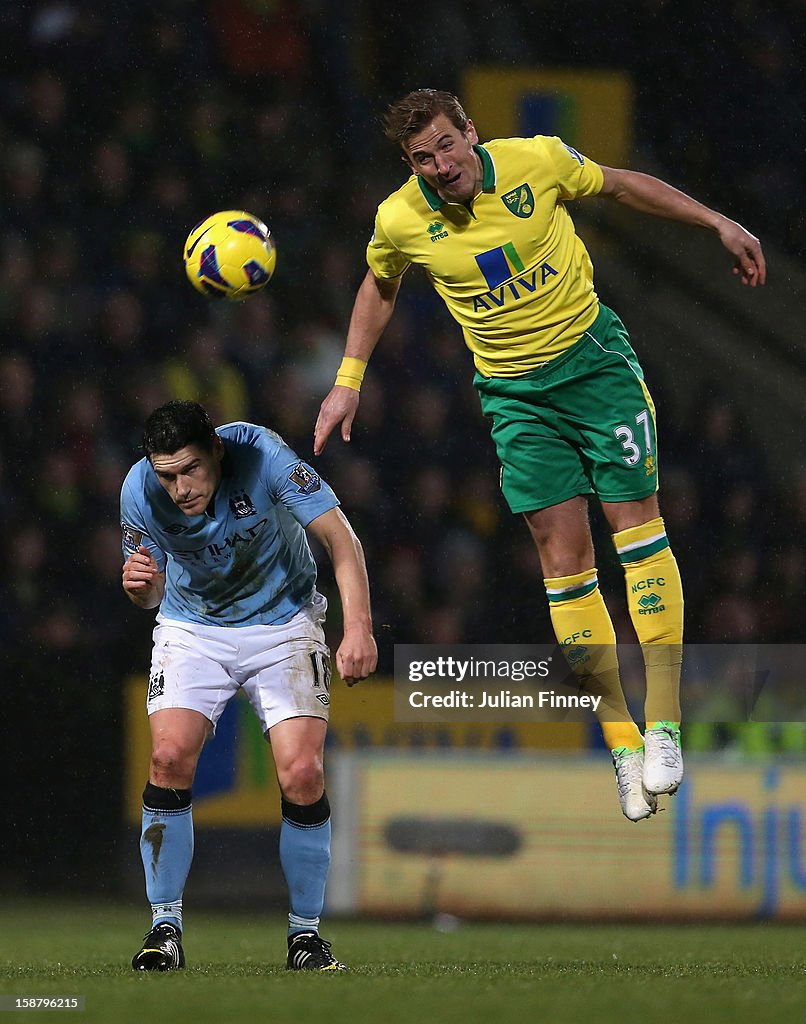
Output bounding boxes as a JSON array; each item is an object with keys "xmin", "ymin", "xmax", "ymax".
[{"xmin": 1, "ymin": 0, "xmax": 804, "ymax": 889}]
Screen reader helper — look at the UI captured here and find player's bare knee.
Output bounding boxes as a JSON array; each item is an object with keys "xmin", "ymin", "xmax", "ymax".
[
  {"xmin": 150, "ymin": 742, "xmax": 197, "ymax": 787},
  {"xmin": 528, "ymin": 530, "xmax": 593, "ymax": 577},
  {"xmin": 523, "ymin": 507, "xmax": 593, "ymax": 576},
  {"xmin": 278, "ymin": 756, "xmax": 324, "ymax": 804}
]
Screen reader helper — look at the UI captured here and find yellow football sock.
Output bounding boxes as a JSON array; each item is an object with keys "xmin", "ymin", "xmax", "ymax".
[
  {"xmin": 613, "ymin": 517, "xmax": 684, "ymax": 725},
  {"xmin": 544, "ymin": 568, "xmax": 642, "ymax": 750}
]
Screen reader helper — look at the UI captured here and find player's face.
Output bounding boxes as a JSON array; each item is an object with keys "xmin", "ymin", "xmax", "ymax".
[
  {"xmin": 403, "ymin": 113, "xmax": 482, "ymax": 204},
  {"xmin": 150, "ymin": 441, "xmax": 224, "ymax": 516}
]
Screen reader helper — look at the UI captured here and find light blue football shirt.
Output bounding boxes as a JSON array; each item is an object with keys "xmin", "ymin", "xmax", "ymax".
[{"xmin": 120, "ymin": 422, "xmax": 339, "ymax": 626}]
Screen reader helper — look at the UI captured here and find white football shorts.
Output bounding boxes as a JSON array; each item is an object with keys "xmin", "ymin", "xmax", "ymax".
[{"xmin": 145, "ymin": 592, "xmax": 331, "ymax": 732}]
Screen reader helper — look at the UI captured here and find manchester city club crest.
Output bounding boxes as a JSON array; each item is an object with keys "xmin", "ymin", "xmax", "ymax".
[
  {"xmin": 229, "ymin": 491, "xmax": 257, "ymax": 518},
  {"xmin": 147, "ymin": 670, "xmax": 165, "ymax": 703},
  {"xmin": 501, "ymin": 183, "xmax": 534, "ymax": 218}
]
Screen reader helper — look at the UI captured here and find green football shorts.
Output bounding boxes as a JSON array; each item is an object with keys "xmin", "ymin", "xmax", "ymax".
[{"xmin": 474, "ymin": 302, "xmax": 659, "ymax": 514}]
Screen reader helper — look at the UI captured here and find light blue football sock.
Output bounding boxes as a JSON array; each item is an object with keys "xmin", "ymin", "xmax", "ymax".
[
  {"xmin": 140, "ymin": 785, "xmax": 194, "ymax": 932},
  {"xmin": 280, "ymin": 794, "xmax": 331, "ymax": 937}
]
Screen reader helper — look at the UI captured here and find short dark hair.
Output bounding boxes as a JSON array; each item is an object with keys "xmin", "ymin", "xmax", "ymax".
[
  {"xmin": 142, "ymin": 400, "xmax": 217, "ymax": 458},
  {"xmin": 382, "ymin": 89, "xmax": 469, "ymax": 147}
]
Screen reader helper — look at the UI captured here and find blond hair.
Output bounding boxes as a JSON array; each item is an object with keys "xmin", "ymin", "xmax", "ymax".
[{"xmin": 382, "ymin": 89, "xmax": 469, "ymax": 146}]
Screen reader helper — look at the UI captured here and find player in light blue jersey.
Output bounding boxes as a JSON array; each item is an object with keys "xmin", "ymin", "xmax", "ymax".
[{"xmin": 121, "ymin": 400, "xmax": 376, "ymax": 972}]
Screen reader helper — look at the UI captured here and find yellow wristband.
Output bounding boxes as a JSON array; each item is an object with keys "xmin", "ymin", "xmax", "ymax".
[{"xmin": 335, "ymin": 356, "xmax": 367, "ymax": 392}]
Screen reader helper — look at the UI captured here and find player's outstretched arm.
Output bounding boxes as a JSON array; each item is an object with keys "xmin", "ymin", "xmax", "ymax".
[
  {"xmin": 313, "ymin": 270, "xmax": 401, "ymax": 455},
  {"xmin": 598, "ymin": 166, "xmax": 766, "ymax": 287},
  {"xmin": 122, "ymin": 545, "xmax": 165, "ymax": 609},
  {"xmin": 307, "ymin": 507, "xmax": 377, "ymax": 685}
]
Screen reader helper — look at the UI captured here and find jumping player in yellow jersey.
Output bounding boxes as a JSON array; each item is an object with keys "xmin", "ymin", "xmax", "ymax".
[{"xmin": 314, "ymin": 89, "xmax": 766, "ymax": 821}]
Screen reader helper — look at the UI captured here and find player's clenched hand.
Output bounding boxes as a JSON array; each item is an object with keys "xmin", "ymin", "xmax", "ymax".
[
  {"xmin": 718, "ymin": 218, "xmax": 766, "ymax": 287},
  {"xmin": 122, "ymin": 545, "xmax": 162, "ymax": 606},
  {"xmin": 336, "ymin": 626, "xmax": 378, "ymax": 687},
  {"xmin": 314, "ymin": 386, "xmax": 360, "ymax": 456}
]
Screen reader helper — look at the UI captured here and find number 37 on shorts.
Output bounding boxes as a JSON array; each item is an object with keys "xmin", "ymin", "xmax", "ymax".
[{"xmin": 475, "ymin": 303, "xmax": 660, "ymax": 513}]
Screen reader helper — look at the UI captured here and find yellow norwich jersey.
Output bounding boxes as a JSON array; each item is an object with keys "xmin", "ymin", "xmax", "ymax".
[{"xmin": 366, "ymin": 135, "xmax": 604, "ymax": 377}]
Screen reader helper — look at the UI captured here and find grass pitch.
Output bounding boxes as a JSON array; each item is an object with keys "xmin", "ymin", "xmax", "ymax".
[{"xmin": 1, "ymin": 902, "xmax": 805, "ymax": 1024}]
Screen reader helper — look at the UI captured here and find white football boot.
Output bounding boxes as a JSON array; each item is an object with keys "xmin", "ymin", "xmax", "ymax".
[
  {"xmin": 643, "ymin": 722, "xmax": 684, "ymax": 795},
  {"xmin": 611, "ymin": 746, "xmax": 658, "ymax": 821}
]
